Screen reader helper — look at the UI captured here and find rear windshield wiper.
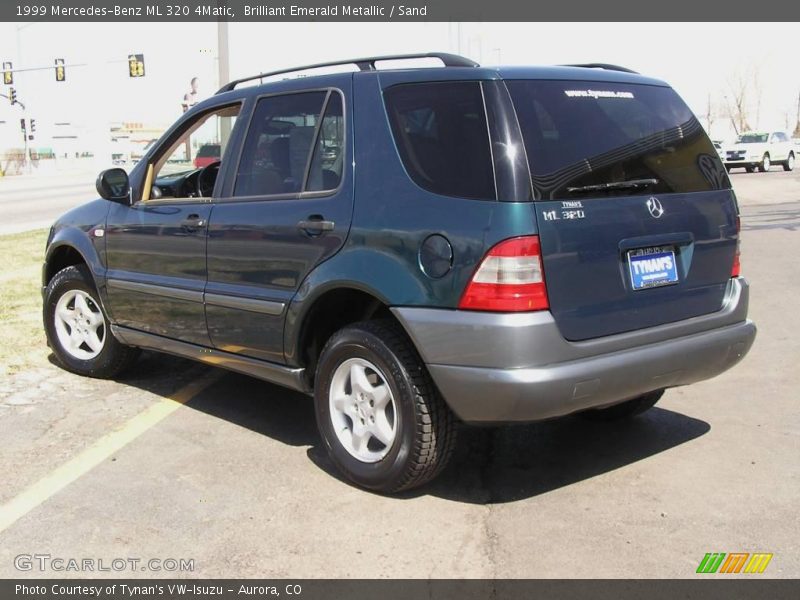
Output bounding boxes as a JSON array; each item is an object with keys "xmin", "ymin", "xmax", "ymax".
[{"xmin": 566, "ymin": 178, "xmax": 659, "ymax": 194}]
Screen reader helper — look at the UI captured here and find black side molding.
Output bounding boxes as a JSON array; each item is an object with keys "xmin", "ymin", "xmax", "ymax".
[{"xmin": 112, "ymin": 325, "xmax": 310, "ymax": 394}]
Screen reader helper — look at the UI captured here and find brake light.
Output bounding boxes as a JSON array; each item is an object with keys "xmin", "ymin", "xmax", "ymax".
[
  {"xmin": 732, "ymin": 216, "xmax": 741, "ymax": 277},
  {"xmin": 459, "ymin": 236, "xmax": 549, "ymax": 312}
]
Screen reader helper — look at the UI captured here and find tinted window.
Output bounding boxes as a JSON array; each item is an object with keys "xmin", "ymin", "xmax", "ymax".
[
  {"xmin": 384, "ymin": 82, "xmax": 496, "ymax": 200},
  {"xmin": 197, "ymin": 143, "xmax": 220, "ymax": 158},
  {"xmin": 234, "ymin": 92, "xmax": 326, "ymax": 196},
  {"xmin": 738, "ymin": 133, "xmax": 768, "ymax": 144},
  {"xmin": 506, "ymin": 80, "xmax": 730, "ymax": 199},
  {"xmin": 306, "ymin": 93, "xmax": 345, "ymax": 191}
]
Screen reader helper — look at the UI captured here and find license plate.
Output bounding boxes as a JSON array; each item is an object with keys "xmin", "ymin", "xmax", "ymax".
[{"xmin": 628, "ymin": 246, "xmax": 679, "ymax": 290}]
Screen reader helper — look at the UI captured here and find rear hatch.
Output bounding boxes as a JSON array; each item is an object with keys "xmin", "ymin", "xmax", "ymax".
[{"xmin": 506, "ymin": 78, "xmax": 738, "ymax": 341}]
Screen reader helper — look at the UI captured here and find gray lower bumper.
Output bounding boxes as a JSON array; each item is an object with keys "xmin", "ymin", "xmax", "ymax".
[{"xmin": 392, "ymin": 278, "xmax": 756, "ymax": 423}]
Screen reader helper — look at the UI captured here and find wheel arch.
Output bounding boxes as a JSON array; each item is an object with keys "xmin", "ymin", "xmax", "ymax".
[
  {"xmin": 283, "ymin": 244, "xmax": 434, "ymax": 372},
  {"xmin": 286, "ymin": 283, "xmax": 406, "ymax": 386},
  {"xmin": 44, "ymin": 228, "xmax": 105, "ymax": 288}
]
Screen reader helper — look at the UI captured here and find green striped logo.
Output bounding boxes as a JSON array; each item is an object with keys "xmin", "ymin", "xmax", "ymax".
[
  {"xmin": 697, "ymin": 552, "xmax": 773, "ymax": 574},
  {"xmin": 697, "ymin": 553, "xmax": 727, "ymax": 573}
]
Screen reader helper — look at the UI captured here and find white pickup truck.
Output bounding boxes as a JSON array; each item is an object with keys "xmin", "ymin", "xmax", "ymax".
[{"xmin": 723, "ymin": 131, "xmax": 795, "ymax": 173}]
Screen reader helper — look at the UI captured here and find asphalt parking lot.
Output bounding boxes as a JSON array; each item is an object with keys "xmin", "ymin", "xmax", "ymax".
[{"xmin": 0, "ymin": 168, "xmax": 798, "ymax": 579}]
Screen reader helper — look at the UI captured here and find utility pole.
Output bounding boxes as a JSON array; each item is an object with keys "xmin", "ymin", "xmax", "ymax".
[{"xmin": 217, "ymin": 8, "xmax": 232, "ymax": 149}]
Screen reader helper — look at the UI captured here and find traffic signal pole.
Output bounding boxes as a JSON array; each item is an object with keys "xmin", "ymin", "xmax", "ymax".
[{"xmin": 217, "ymin": 19, "xmax": 231, "ymax": 149}]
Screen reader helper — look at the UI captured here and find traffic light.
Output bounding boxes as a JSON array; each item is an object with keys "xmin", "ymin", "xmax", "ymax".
[
  {"xmin": 9, "ymin": 87, "xmax": 16, "ymax": 105},
  {"xmin": 128, "ymin": 54, "xmax": 145, "ymax": 78},
  {"xmin": 2, "ymin": 62, "xmax": 12, "ymax": 85},
  {"xmin": 30, "ymin": 119, "xmax": 36, "ymax": 133},
  {"xmin": 55, "ymin": 58, "xmax": 65, "ymax": 82},
  {"xmin": 20, "ymin": 118, "xmax": 26, "ymax": 132}
]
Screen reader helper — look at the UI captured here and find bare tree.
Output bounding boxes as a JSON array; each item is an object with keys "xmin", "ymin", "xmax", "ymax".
[
  {"xmin": 705, "ymin": 93, "xmax": 716, "ymax": 136},
  {"xmin": 725, "ymin": 66, "xmax": 755, "ymax": 134},
  {"xmin": 794, "ymin": 90, "xmax": 800, "ymax": 138},
  {"xmin": 752, "ymin": 69, "xmax": 763, "ymax": 131}
]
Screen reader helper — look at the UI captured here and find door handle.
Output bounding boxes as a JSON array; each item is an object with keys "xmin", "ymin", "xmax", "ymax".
[
  {"xmin": 297, "ymin": 216, "xmax": 335, "ymax": 235},
  {"xmin": 181, "ymin": 214, "xmax": 205, "ymax": 233}
]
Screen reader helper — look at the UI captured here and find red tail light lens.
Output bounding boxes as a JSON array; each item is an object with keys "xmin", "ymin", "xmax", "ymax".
[
  {"xmin": 458, "ymin": 236, "xmax": 549, "ymax": 312},
  {"xmin": 732, "ymin": 216, "xmax": 741, "ymax": 277}
]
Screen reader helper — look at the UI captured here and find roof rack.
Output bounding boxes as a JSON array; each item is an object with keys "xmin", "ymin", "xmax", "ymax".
[
  {"xmin": 563, "ymin": 63, "xmax": 639, "ymax": 74},
  {"xmin": 216, "ymin": 52, "xmax": 480, "ymax": 94}
]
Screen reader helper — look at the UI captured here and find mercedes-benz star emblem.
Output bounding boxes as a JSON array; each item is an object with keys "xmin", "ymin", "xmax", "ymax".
[{"xmin": 646, "ymin": 197, "xmax": 664, "ymax": 219}]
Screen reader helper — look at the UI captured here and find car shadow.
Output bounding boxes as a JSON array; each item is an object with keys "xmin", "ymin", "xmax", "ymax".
[
  {"xmin": 184, "ymin": 368, "xmax": 318, "ymax": 448},
  {"xmin": 63, "ymin": 352, "xmax": 710, "ymax": 504},
  {"xmin": 741, "ymin": 201, "xmax": 800, "ymax": 232},
  {"xmin": 417, "ymin": 408, "xmax": 710, "ymax": 504}
]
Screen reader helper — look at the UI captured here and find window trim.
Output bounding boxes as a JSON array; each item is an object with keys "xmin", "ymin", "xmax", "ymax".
[
  {"xmin": 221, "ymin": 86, "xmax": 347, "ymax": 203},
  {"xmin": 139, "ymin": 101, "xmax": 243, "ymax": 205}
]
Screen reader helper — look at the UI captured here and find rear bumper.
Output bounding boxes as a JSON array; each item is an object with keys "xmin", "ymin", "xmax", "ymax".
[{"xmin": 392, "ymin": 278, "xmax": 756, "ymax": 423}]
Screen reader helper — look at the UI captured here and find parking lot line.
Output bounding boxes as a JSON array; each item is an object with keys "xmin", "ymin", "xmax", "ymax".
[{"xmin": 0, "ymin": 370, "xmax": 222, "ymax": 535}]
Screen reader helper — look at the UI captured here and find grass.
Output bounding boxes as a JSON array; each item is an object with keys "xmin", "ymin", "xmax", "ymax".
[{"xmin": 0, "ymin": 229, "xmax": 49, "ymax": 376}]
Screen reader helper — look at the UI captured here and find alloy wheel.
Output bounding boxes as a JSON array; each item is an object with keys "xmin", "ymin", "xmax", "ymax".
[
  {"xmin": 328, "ymin": 357, "xmax": 398, "ymax": 463},
  {"xmin": 53, "ymin": 289, "xmax": 106, "ymax": 360}
]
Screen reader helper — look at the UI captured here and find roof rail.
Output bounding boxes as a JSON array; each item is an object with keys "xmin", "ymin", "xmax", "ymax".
[
  {"xmin": 563, "ymin": 63, "xmax": 639, "ymax": 74},
  {"xmin": 216, "ymin": 52, "xmax": 480, "ymax": 94}
]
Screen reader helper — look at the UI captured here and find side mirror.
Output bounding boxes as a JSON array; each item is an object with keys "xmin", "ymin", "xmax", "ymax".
[{"xmin": 96, "ymin": 168, "xmax": 130, "ymax": 202}]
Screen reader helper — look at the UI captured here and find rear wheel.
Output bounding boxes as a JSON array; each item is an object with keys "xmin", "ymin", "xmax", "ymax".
[
  {"xmin": 314, "ymin": 320, "xmax": 456, "ymax": 493},
  {"xmin": 579, "ymin": 390, "xmax": 664, "ymax": 421},
  {"xmin": 758, "ymin": 153, "xmax": 770, "ymax": 172},
  {"xmin": 784, "ymin": 153, "xmax": 795, "ymax": 172},
  {"xmin": 44, "ymin": 265, "xmax": 140, "ymax": 378}
]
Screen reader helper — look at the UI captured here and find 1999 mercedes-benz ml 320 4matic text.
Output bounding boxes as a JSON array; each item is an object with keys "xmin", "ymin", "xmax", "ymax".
[{"xmin": 42, "ymin": 54, "xmax": 756, "ymax": 493}]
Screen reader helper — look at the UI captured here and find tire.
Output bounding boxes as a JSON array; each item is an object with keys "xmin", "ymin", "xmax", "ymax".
[
  {"xmin": 784, "ymin": 153, "xmax": 795, "ymax": 172},
  {"xmin": 579, "ymin": 390, "xmax": 664, "ymax": 421},
  {"xmin": 44, "ymin": 265, "xmax": 140, "ymax": 378},
  {"xmin": 745, "ymin": 166, "xmax": 755, "ymax": 173},
  {"xmin": 758, "ymin": 153, "xmax": 770, "ymax": 172},
  {"xmin": 314, "ymin": 319, "xmax": 457, "ymax": 493}
]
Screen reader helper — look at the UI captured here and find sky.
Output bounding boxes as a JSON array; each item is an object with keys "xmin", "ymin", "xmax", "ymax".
[{"xmin": 0, "ymin": 21, "xmax": 798, "ymax": 146}]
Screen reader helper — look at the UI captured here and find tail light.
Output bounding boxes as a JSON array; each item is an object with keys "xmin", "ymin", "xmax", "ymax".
[
  {"xmin": 459, "ymin": 236, "xmax": 549, "ymax": 312},
  {"xmin": 732, "ymin": 216, "xmax": 741, "ymax": 277}
]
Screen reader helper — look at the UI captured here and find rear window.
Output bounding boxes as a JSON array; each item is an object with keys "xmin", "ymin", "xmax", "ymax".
[
  {"xmin": 506, "ymin": 80, "xmax": 730, "ymax": 199},
  {"xmin": 197, "ymin": 144, "xmax": 220, "ymax": 158},
  {"xmin": 384, "ymin": 82, "xmax": 496, "ymax": 200}
]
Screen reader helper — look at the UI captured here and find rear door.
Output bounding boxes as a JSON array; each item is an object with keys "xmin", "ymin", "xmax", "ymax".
[
  {"xmin": 506, "ymin": 78, "xmax": 737, "ymax": 341},
  {"xmin": 205, "ymin": 82, "xmax": 352, "ymax": 363}
]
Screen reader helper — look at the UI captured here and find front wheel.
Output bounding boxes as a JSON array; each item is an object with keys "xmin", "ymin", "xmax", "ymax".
[
  {"xmin": 758, "ymin": 154, "xmax": 771, "ymax": 172},
  {"xmin": 784, "ymin": 153, "xmax": 795, "ymax": 172},
  {"xmin": 579, "ymin": 390, "xmax": 664, "ymax": 421},
  {"xmin": 44, "ymin": 265, "xmax": 140, "ymax": 378},
  {"xmin": 314, "ymin": 320, "xmax": 457, "ymax": 493}
]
